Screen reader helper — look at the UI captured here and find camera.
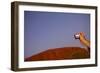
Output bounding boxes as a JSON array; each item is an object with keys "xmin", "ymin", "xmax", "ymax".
[{"xmin": 74, "ymin": 34, "xmax": 80, "ymax": 39}]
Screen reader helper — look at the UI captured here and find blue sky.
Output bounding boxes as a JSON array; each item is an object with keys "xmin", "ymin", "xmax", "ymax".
[{"xmin": 24, "ymin": 11, "xmax": 90, "ymax": 58}]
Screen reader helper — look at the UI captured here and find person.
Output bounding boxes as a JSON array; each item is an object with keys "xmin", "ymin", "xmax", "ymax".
[{"xmin": 74, "ymin": 32, "xmax": 90, "ymax": 52}]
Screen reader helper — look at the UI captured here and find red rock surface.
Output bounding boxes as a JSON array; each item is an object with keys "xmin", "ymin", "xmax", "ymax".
[{"xmin": 25, "ymin": 47, "xmax": 90, "ymax": 61}]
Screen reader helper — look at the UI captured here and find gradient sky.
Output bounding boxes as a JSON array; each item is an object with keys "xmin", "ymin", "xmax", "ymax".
[{"xmin": 24, "ymin": 11, "xmax": 90, "ymax": 58}]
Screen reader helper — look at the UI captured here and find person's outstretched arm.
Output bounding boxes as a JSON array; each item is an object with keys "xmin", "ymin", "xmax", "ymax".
[{"xmin": 74, "ymin": 32, "xmax": 90, "ymax": 51}]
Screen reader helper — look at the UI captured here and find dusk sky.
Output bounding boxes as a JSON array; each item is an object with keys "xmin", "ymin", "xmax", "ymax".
[{"xmin": 24, "ymin": 11, "xmax": 90, "ymax": 58}]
